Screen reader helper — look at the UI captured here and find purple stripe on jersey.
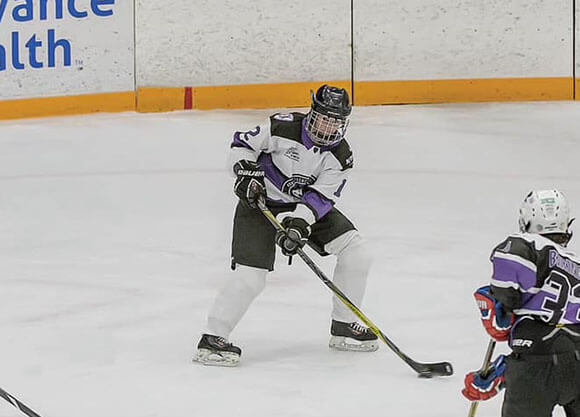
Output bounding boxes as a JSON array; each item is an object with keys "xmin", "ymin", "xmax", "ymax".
[
  {"xmin": 302, "ymin": 190, "xmax": 333, "ymax": 220},
  {"xmin": 517, "ymin": 293, "xmax": 580, "ymax": 324},
  {"xmin": 521, "ymin": 292, "xmax": 535, "ymax": 305},
  {"xmin": 564, "ymin": 302, "xmax": 580, "ymax": 323},
  {"xmin": 492, "ymin": 257, "xmax": 537, "ymax": 291},
  {"xmin": 257, "ymin": 153, "xmax": 287, "ymax": 190},
  {"xmin": 510, "ymin": 290, "xmax": 580, "ymax": 325},
  {"xmin": 518, "ymin": 292, "xmax": 580, "ymax": 324},
  {"xmin": 231, "ymin": 132, "xmax": 254, "ymax": 150},
  {"xmin": 519, "ymin": 291, "xmax": 555, "ymax": 312}
]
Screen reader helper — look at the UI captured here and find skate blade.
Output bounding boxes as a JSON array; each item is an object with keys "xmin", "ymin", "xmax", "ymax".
[
  {"xmin": 329, "ymin": 336, "xmax": 379, "ymax": 352},
  {"xmin": 193, "ymin": 348, "xmax": 240, "ymax": 367}
]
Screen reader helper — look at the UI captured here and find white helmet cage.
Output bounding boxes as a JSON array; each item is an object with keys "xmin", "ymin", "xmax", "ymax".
[{"xmin": 518, "ymin": 189, "xmax": 573, "ymax": 236}]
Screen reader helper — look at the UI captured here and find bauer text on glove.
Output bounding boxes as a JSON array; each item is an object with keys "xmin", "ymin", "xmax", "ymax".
[{"xmin": 233, "ymin": 160, "xmax": 266, "ymax": 208}]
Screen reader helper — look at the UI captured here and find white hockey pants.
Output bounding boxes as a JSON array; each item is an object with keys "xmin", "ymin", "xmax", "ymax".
[{"xmin": 205, "ymin": 230, "xmax": 372, "ymax": 338}]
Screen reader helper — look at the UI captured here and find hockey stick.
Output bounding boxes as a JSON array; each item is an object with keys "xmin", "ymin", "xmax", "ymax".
[
  {"xmin": 467, "ymin": 339, "xmax": 497, "ymax": 417},
  {"xmin": 257, "ymin": 199, "xmax": 453, "ymax": 378},
  {"xmin": 0, "ymin": 387, "xmax": 43, "ymax": 417}
]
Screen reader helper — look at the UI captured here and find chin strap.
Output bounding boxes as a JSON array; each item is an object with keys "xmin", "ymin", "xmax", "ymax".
[
  {"xmin": 567, "ymin": 218, "xmax": 576, "ymax": 237},
  {"xmin": 561, "ymin": 218, "xmax": 574, "ymax": 246},
  {"xmin": 564, "ymin": 232, "xmax": 573, "ymax": 247}
]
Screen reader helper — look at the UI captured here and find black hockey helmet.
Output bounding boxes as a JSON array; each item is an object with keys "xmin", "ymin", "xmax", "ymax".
[{"xmin": 305, "ymin": 85, "xmax": 352, "ymax": 147}]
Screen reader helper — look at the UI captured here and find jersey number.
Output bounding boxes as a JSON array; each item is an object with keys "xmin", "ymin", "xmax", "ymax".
[
  {"xmin": 333, "ymin": 179, "xmax": 347, "ymax": 198},
  {"xmin": 541, "ymin": 271, "xmax": 580, "ymax": 323},
  {"xmin": 241, "ymin": 126, "xmax": 261, "ymax": 142}
]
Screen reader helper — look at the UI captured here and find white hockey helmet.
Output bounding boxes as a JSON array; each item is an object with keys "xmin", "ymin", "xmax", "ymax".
[{"xmin": 518, "ymin": 189, "xmax": 572, "ymax": 235}]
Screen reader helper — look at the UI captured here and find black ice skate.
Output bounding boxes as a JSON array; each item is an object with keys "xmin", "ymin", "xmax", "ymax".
[
  {"xmin": 329, "ymin": 320, "xmax": 379, "ymax": 352},
  {"xmin": 193, "ymin": 334, "xmax": 242, "ymax": 367}
]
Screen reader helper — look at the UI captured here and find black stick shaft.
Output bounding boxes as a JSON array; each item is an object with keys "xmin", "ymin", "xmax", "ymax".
[{"xmin": 0, "ymin": 387, "xmax": 43, "ymax": 417}]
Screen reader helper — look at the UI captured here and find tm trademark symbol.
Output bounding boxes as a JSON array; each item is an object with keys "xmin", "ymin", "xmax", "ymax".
[{"xmin": 75, "ymin": 59, "xmax": 84, "ymax": 66}]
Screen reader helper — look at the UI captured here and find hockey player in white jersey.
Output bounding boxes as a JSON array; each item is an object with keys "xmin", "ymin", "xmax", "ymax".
[{"xmin": 194, "ymin": 85, "xmax": 378, "ymax": 366}]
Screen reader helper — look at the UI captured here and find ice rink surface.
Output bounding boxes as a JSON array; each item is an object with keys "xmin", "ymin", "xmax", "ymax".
[{"xmin": 1, "ymin": 102, "xmax": 579, "ymax": 417}]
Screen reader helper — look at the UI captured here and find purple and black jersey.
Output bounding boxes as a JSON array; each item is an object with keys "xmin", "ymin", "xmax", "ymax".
[
  {"xmin": 228, "ymin": 112, "xmax": 353, "ymax": 223},
  {"xmin": 490, "ymin": 233, "xmax": 580, "ymax": 325}
]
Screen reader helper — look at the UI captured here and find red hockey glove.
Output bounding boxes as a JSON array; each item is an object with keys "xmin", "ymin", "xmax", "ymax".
[
  {"xmin": 462, "ymin": 355, "xmax": 506, "ymax": 401},
  {"xmin": 474, "ymin": 286, "xmax": 514, "ymax": 342}
]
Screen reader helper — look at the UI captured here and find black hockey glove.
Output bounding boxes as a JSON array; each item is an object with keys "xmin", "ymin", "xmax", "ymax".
[
  {"xmin": 275, "ymin": 217, "xmax": 311, "ymax": 256},
  {"xmin": 233, "ymin": 160, "xmax": 266, "ymax": 208}
]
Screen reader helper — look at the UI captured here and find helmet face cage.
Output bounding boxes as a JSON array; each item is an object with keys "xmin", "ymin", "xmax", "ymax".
[
  {"xmin": 305, "ymin": 85, "xmax": 352, "ymax": 147},
  {"xmin": 305, "ymin": 110, "xmax": 349, "ymax": 147},
  {"xmin": 518, "ymin": 189, "xmax": 572, "ymax": 236}
]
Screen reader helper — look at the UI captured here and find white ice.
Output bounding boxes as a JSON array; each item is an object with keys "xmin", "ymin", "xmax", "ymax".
[{"xmin": 1, "ymin": 102, "xmax": 579, "ymax": 417}]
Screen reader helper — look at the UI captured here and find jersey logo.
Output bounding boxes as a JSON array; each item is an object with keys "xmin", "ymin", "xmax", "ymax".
[
  {"xmin": 284, "ymin": 147, "xmax": 300, "ymax": 162},
  {"xmin": 282, "ymin": 175, "xmax": 315, "ymax": 199}
]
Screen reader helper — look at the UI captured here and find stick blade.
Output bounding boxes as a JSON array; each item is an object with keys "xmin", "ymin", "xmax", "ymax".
[{"xmin": 414, "ymin": 361, "xmax": 454, "ymax": 378}]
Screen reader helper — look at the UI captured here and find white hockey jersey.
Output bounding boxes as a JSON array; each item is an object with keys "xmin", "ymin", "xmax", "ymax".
[{"xmin": 228, "ymin": 112, "xmax": 353, "ymax": 224}]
